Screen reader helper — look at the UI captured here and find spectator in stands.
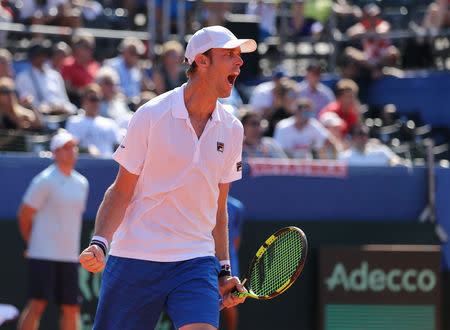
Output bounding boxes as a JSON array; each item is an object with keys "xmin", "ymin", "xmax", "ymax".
[
  {"xmin": 0, "ymin": 48, "xmax": 13, "ymax": 78},
  {"xmin": 319, "ymin": 111, "xmax": 348, "ymax": 156},
  {"xmin": 246, "ymin": 0, "xmax": 278, "ymax": 41},
  {"xmin": 17, "ymin": 129, "xmax": 88, "ymax": 330},
  {"xmin": 46, "ymin": 41, "xmax": 72, "ymax": 72},
  {"xmin": 297, "ymin": 61, "xmax": 335, "ymax": 117},
  {"xmin": 104, "ymin": 37, "xmax": 147, "ymax": 101},
  {"xmin": 152, "ymin": 40, "xmax": 187, "ymax": 95},
  {"xmin": 318, "ymin": 78, "xmax": 360, "ymax": 137},
  {"xmin": 339, "ymin": 123, "xmax": 402, "ymax": 166},
  {"xmin": 289, "ymin": 0, "xmax": 324, "ymax": 39},
  {"xmin": 248, "ymin": 67, "xmax": 287, "ymax": 119},
  {"xmin": 241, "ymin": 110, "xmax": 287, "ymax": 159},
  {"xmin": 0, "ymin": 77, "xmax": 42, "ymax": 131},
  {"xmin": 345, "ymin": 3, "xmax": 400, "ymax": 78},
  {"xmin": 266, "ymin": 77, "xmax": 299, "ymax": 137},
  {"xmin": 95, "ymin": 66, "xmax": 133, "ymax": 130},
  {"xmin": 422, "ymin": 0, "xmax": 450, "ymax": 32},
  {"xmin": 66, "ymin": 83, "xmax": 122, "ymax": 158},
  {"xmin": 274, "ymin": 99, "xmax": 337, "ymax": 159},
  {"xmin": 16, "ymin": 42, "xmax": 77, "ymax": 116},
  {"xmin": 61, "ymin": 32, "xmax": 100, "ymax": 106},
  {"xmin": 0, "ymin": 76, "xmax": 43, "ymax": 151}
]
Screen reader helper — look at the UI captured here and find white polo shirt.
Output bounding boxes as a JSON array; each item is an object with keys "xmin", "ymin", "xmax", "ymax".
[{"xmin": 110, "ymin": 85, "xmax": 244, "ymax": 262}]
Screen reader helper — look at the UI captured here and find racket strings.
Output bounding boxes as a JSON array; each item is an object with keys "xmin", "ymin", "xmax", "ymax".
[{"xmin": 249, "ymin": 230, "xmax": 304, "ymax": 297}]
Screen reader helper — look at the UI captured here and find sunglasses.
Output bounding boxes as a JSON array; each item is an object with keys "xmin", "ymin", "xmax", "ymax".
[
  {"xmin": 0, "ymin": 89, "xmax": 15, "ymax": 94},
  {"xmin": 87, "ymin": 96, "xmax": 100, "ymax": 102}
]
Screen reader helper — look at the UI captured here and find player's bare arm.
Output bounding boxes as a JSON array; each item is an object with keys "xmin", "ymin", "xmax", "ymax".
[
  {"xmin": 213, "ymin": 183, "xmax": 247, "ymax": 309},
  {"xmin": 79, "ymin": 165, "xmax": 139, "ymax": 273}
]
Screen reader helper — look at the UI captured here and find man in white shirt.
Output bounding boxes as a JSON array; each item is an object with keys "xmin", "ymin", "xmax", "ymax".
[
  {"xmin": 78, "ymin": 26, "xmax": 256, "ymax": 330},
  {"xmin": 274, "ymin": 99, "xmax": 338, "ymax": 159},
  {"xmin": 248, "ymin": 67, "xmax": 287, "ymax": 118},
  {"xmin": 66, "ymin": 83, "xmax": 122, "ymax": 158},
  {"xmin": 339, "ymin": 123, "xmax": 402, "ymax": 165},
  {"xmin": 17, "ymin": 129, "xmax": 89, "ymax": 330},
  {"xmin": 16, "ymin": 42, "xmax": 77, "ymax": 116},
  {"xmin": 297, "ymin": 61, "xmax": 335, "ymax": 116}
]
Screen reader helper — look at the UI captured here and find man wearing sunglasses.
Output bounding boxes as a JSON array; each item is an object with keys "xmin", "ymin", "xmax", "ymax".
[{"xmin": 66, "ymin": 83, "xmax": 122, "ymax": 158}]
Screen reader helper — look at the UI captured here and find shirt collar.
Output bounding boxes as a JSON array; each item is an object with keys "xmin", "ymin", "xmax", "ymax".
[{"xmin": 171, "ymin": 83, "xmax": 221, "ymax": 123}]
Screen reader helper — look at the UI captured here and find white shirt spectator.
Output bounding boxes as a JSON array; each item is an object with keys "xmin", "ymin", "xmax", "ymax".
[
  {"xmin": 274, "ymin": 116, "xmax": 329, "ymax": 159},
  {"xmin": 15, "ymin": 66, "xmax": 77, "ymax": 113},
  {"xmin": 248, "ymin": 81, "xmax": 274, "ymax": 115},
  {"xmin": 23, "ymin": 164, "xmax": 88, "ymax": 262},
  {"xmin": 297, "ymin": 80, "xmax": 335, "ymax": 116},
  {"xmin": 338, "ymin": 142, "xmax": 397, "ymax": 166},
  {"xmin": 66, "ymin": 114, "xmax": 122, "ymax": 158}
]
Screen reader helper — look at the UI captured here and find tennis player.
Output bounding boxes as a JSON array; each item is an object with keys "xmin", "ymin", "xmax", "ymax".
[{"xmin": 79, "ymin": 25, "xmax": 257, "ymax": 330}]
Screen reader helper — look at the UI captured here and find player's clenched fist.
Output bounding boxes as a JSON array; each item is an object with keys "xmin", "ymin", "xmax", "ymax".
[{"xmin": 79, "ymin": 245, "xmax": 106, "ymax": 273}]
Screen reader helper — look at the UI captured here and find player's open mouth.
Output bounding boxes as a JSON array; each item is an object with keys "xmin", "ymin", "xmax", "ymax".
[{"xmin": 227, "ymin": 73, "xmax": 238, "ymax": 87}]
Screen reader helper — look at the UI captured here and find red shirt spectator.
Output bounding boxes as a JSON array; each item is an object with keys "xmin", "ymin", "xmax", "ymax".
[
  {"xmin": 318, "ymin": 78, "xmax": 360, "ymax": 136},
  {"xmin": 319, "ymin": 100, "xmax": 358, "ymax": 136},
  {"xmin": 61, "ymin": 56, "xmax": 99, "ymax": 89}
]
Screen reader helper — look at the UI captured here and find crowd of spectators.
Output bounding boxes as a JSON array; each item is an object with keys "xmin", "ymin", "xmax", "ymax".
[{"xmin": 0, "ymin": 0, "xmax": 447, "ymax": 165}]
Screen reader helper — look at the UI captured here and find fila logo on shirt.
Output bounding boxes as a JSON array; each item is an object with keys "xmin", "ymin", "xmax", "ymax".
[
  {"xmin": 217, "ymin": 142, "xmax": 224, "ymax": 153},
  {"xmin": 236, "ymin": 161, "xmax": 243, "ymax": 172}
]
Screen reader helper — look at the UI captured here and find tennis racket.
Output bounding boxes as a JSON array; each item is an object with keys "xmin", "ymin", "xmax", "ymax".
[{"xmin": 233, "ymin": 226, "xmax": 308, "ymax": 299}]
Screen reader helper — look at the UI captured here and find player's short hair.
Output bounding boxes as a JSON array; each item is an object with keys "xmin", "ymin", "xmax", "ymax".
[{"xmin": 335, "ymin": 78, "xmax": 359, "ymax": 98}]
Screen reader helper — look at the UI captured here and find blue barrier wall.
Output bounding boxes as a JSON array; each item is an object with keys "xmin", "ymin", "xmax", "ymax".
[
  {"xmin": 368, "ymin": 71, "xmax": 450, "ymax": 127},
  {"xmin": 2, "ymin": 154, "xmax": 450, "ymax": 268}
]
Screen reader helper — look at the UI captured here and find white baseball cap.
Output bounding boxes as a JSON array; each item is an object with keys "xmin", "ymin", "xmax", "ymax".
[
  {"xmin": 185, "ymin": 25, "xmax": 257, "ymax": 65},
  {"xmin": 50, "ymin": 129, "xmax": 78, "ymax": 152}
]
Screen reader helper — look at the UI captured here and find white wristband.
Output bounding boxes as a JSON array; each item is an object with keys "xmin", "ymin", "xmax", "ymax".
[
  {"xmin": 219, "ymin": 259, "xmax": 231, "ymax": 267},
  {"xmin": 92, "ymin": 235, "xmax": 109, "ymax": 250}
]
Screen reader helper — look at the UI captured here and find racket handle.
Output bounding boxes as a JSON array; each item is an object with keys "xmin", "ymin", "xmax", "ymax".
[{"xmin": 232, "ymin": 290, "xmax": 248, "ymax": 298}]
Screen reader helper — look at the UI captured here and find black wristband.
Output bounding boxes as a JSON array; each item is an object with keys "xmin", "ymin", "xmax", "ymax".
[
  {"xmin": 90, "ymin": 241, "xmax": 107, "ymax": 256},
  {"xmin": 219, "ymin": 269, "xmax": 232, "ymax": 277}
]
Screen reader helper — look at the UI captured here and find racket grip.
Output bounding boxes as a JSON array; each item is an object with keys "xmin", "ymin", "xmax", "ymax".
[{"xmin": 232, "ymin": 290, "xmax": 247, "ymax": 298}]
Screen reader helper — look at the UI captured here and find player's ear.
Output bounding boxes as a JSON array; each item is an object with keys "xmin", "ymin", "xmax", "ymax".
[{"xmin": 194, "ymin": 53, "xmax": 210, "ymax": 68}]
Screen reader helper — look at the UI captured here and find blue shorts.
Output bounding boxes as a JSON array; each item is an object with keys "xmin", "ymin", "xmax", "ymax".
[{"xmin": 93, "ymin": 255, "xmax": 221, "ymax": 329}]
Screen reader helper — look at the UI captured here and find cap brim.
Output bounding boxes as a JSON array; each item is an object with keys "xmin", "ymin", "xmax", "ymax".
[{"xmin": 220, "ymin": 39, "xmax": 257, "ymax": 53}]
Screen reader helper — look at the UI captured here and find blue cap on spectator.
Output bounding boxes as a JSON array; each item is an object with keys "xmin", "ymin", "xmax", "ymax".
[{"xmin": 28, "ymin": 40, "xmax": 51, "ymax": 59}]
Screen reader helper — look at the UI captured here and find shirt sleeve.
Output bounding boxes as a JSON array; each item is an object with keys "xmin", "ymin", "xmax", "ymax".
[
  {"xmin": 220, "ymin": 123, "xmax": 244, "ymax": 183},
  {"xmin": 22, "ymin": 174, "xmax": 51, "ymax": 210},
  {"xmin": 112, "ymin": 108, "xmax": 151, "ymax": 175}
]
